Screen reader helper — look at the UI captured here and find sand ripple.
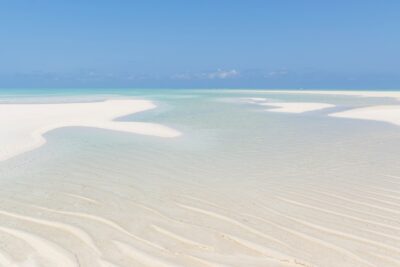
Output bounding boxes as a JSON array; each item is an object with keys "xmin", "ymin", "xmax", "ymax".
[{"xmin": 0, "ymin": 175, "xmax": 398, "ymax": 267}]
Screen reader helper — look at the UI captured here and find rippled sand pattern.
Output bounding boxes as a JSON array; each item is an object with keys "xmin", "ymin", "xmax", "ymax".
[{"xmin": 0, "ymin": 90, "xmax": 399, "ymax": 267}]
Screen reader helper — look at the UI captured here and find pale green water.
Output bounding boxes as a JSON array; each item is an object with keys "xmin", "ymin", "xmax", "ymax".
[
  {"xmin": 1, "ymin": 89, "xmax": 399, "ymax": 219},
  {"xmin": 1, "ymin": 89, "xmax": 399, "ymax": 183},
  {"xmin": 0, "ymin": 89, "xmax": 399, "ymax": 267},
  {"xmin": 1, "ymin": 89, "xmax": 400, "ymax": 214}
]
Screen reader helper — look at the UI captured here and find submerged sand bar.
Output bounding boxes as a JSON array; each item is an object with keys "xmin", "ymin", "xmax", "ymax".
[
  {"xmin": 0, "ymin": 99, "xmax": 181, "ymax": 162},
  {"xmin": 237, "ymin": 89, "xmax": 400, "ymax": 100},
  {"xmin": 241, "ymin": 97, "xmax": 335, "ymax": 113},
  {"xmin": 0, "ymin": 92, "xmax": 400, "ymax": 267},
  {"xmin": 240, "ymin": 90, "xmax": 400, "ymax": 127},
  {"xmin": 261, "ymin": 102, "xmax": 335, "ymax": 113},
  {"xmin": 264, "ymin": 90, "xmax": 400, "ymax": 126},
  {"xmin": 330, "ymin": 105, "xmax": 400, "ymax": 126}
]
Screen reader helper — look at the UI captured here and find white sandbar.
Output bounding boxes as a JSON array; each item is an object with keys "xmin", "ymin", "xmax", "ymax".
[
  {"xmin": 241, "ymin": 90, "xmax": 400, "ymax": 126},
  {"xmin": 259, "ymin": 90, "xmax": 400, "ymax": 126},
  {"xmin": 330, "ymin": 105, "xmax": 400, "ymax": 126},
  {"xmin": 237, "ymin": 90, "xmax": 400, "ymax": 101},
  {"xmin": 241, "ymin": 98, "xmax": 335, "ymax": 113},
  {"xmin": 261, "ymin": 102, "xmax": 335, "ymax": 113},
  {"xmin": 0, "ymin": 99, "xmax": 181, "ymax": 162},
  {"xmin": 265, "ymin": 90, "xmax": 400, "ymax": 126}
]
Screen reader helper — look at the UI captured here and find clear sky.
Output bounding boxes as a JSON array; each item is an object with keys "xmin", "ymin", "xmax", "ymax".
[{"xmin": 1, "ymin": 1, "xmax": 399, "ymax": 89}]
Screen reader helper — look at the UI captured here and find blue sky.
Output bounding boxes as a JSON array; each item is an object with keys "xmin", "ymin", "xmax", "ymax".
[{"xmin": 0, "ymin": 1, "xmax": 399, "ymax": 89}]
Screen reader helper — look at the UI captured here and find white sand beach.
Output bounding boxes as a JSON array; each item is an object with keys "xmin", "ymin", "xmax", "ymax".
[
  {"xmin": 267, "ymin": 90, "xmax": 400, "ymax": 126},
  {"xmin": 244, "ymin": 90, "xmax": 400, "ymax": 101},
  {"xmin": 0, "ymin": 99, "xmax": 181, "ymax": 162},
  {"xmin": 240, "ymin": 90, "xmax": 400, "ymax": 127},
  {"xmin": 261, "ymin": 102, "xmax": 335, "ymax": 113},
  {"xmin": 2, "ymin": 0, "xmax": 399, "ymax": 265},
  {"xmin": 330, "ymin": 105, "xmax": 400, "ymax": 126},
  {"xmin": 241, "ymin": 97, "xmax": 335, "ymax": 113},
  {"xmin": 0, "ymin": 92, "xmax": 399, "ymax": 267}
]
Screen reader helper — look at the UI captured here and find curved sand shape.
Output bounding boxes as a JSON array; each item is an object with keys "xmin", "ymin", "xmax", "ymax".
[
  {"xmin": 0, "ymin": 99, "xmax": 181, "ymax": 162},
  {"xmin": 0, "ymin": 226, "xmax": 78, "ymax": 267},
  {"xmin": 241, "ymin": 92, "xmax": 400, "ymax": 125},
  {"xmin": 241, "ymin": 98, "xmax": 335, "ymax": 113},
  {"xmin": 330, "ymin": 105, "xmax": 400, "ymax": 126},
  {"xmin": 260, "ymin": 102, "xmax": 335, "ymax": 113},
  {"xmin": 236, "ymin": 90, "xmax": 400, "ymax": 101}
]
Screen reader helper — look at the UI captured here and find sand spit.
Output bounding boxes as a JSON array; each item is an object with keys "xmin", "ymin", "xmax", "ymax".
[
  {"xmin": 237, "ymin": 90, "xmax": 400, "ymax": 101},
  {"xmin": 330, "ymin": 105, "xmax": 400, "ymax": 126},
  {"xmin": 258, "ymin": 90, "xmax": 400, "ymax": 126},
  {"xmin": 0, "ymin": 92, "xmax": 400, "ymax": 266},
  {"xmin": 0, "ymin": 99, "xmax": 181, "ymax": 162},
  {"xmin": 241, "ymin": 98, "xmax": 334, "ymax": 113},
  {"xmin": 260, "ymin": 102, "xmax": 335, "ymax": 113},
  {"xmin": 242, "ymin": 91, "xmax": 400, "ymax": 126}
]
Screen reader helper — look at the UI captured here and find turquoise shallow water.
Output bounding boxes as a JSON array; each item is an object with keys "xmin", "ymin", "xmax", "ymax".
[
  {"xmin": 0, "ymin": 89, "xmax": 399, "ymax": 267},
  {"xmin": 2, "ymin": 89, "xmax": 400, "ymax": 183}
]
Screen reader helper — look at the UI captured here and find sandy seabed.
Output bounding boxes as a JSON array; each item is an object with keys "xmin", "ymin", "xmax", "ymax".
[
  {"xmin": 0, "ymin": 99, "xmax": 181, "ymax": 162},
  {"xmin": 0, "ymin": 92, "xmax": 399, "ymax": 267},
  {"xmin": 242, "ymin": 90, "xmax": 400, "ymax": 126}
]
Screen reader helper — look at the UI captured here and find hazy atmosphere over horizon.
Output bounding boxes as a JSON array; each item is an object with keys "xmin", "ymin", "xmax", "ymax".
[
  {"xmin": 1, "ymin": 0, "xmax": 400, "ymax": 89},
  {"xmin": 2, "ymin": 3, "xmax": 400, "ymax": 266}
]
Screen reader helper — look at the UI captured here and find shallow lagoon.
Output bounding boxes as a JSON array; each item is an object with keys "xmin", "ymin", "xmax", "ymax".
[{"xmin": 0, "ymin": 89, "xmax": 399, "ymax": 267}]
